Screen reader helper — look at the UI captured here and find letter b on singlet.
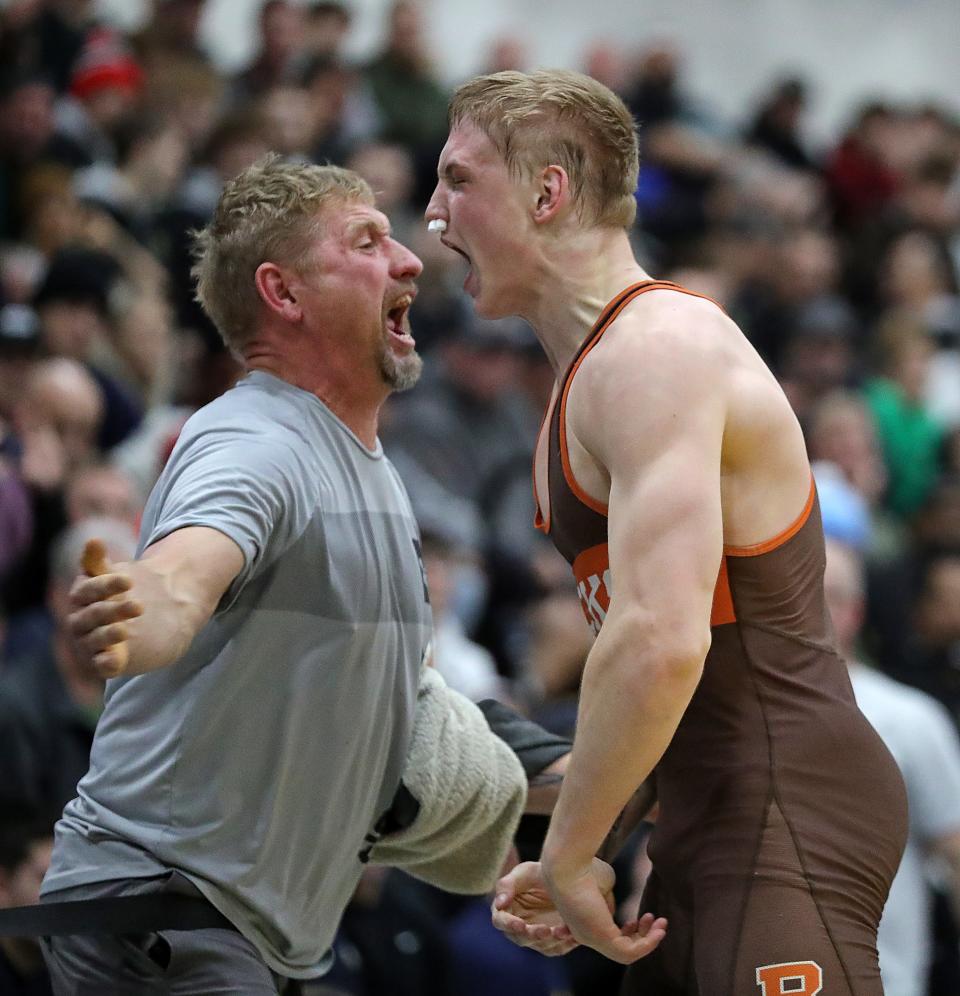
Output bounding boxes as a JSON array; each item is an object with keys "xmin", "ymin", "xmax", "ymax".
[{"xmin": 755, "ymin": 961, "xmax": 823, "ymax": 996}]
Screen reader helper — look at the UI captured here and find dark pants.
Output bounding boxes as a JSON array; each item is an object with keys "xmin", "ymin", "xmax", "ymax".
[{"xmin": 40, "ymin": 874, "xmax": 306, "ymax": 995}]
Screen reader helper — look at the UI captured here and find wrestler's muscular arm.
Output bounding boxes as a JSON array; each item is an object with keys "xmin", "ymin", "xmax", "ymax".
[
  {"xmin": 539, "ymin": 304, "xmax": 727, "ymax": 963},
  {"xmin": 69, "ymin": 527, "xmax": 245, "ymax": 678}
]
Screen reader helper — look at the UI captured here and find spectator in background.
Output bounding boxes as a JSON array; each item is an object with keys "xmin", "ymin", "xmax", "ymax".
[
  {"xmin": 143, "ymin": 56, "xmax": 224, "ymax": 158},
  {"xmin": 777, "ymin": 295, "xmax": 860, "ymax": 426},
  {"xmin": 483, "ymin": 35, "xmax": 529, "ymax": 76},
  {"xmin": 826, "ymin": 102, "xmax": 902, "ymax": 233},
  {"xmin": 347, "ymin": 141, "xmax": 419, "ymax": 247},
  {"xmin": 228, "ymin": 0, "xmax": 306, "ymax": 109},
  {"xmin": 16, "ymin": 359, "xmax": 104, "ymax": 476},
  {"xmin": 63, "ymin": 462, "xmax": 140, "ymax": 529},
  {"xmin": 0, "ymin": 0, "xmax": 93, "ymax": 95},
  {"xmin": 0, "ymin": 303, "xmax": 42, "ymax": 425},
  {"xmin": 2, "ymin": 358, "xmax": 103, "ymax": 634},
  {"xmin": 51, "ymin": 27, "xmax": 145, "ymax": 169},
  {"xmin": 72, "ymin": 113, "xmax": 190, "ymax": 250},
  {"xmin": 0, "ymin": 70, "xmax": 76, "ymax": 242},
  {"xmin": 0, "ymin": 803, "xmax": 54, "ymax": 996},
  {"xmin": 258, "ymin": 82, "xmax": 318, "ymax": 163},
  {"xmin": 17, "ymin": 163, "xmax": 85, "ymax": 259},
  {"xmin": 582, "ymin": 41, "xmax": 631, "ymax": 98},
  {"xmin": 864, "ymin": 325, "xmax": 944, "ymax": 520},
  {"xmin": 420, "ymin": 526, "xmax": 508, "ymax": 704},
  {"xmin": 364, "ymin": 1, "xmax": 450, "ymax": 201},
  {"xmin": 382, "ymin": 312, "xmax": 536, "ymax": 545},
  {"xmin": 824, "ymin": 538, "xmax": 960, "ymax": 996},
  {"xmin": 157, "ymin": 109, "xmax": 269, "ymax": 388},
  {"xmin": 132, "ymin": 0, "xmax": 211, "ymax": 76},
  {"xmin": 0, "ymin": 517, "xmax": 137, "ymax": 815},
  {"xmin": 304, "ymin": 1, "xmax": 352, "ymax": 63},
  {"xmin": 805, "ymin": 390, "xmax": 900, "ymax": 552},
  {"xmin": 743, "ymin": 76, "xmax": 815, "ymax": 171},
  {"xmin": 906, "ymin": 550, "xmax": 960, "ymax": 723},
  {"xmin": 300, "ymin": 54, "xmax": 382, "ymax": 166},
  {"xmin": 733, "ymin": 226, "xmax": 843, "ymax": 374},
  {"xmin": 0, "ymin": 304, "xmax": 41, "ymax": 590},
  {"xmin": 32, "ymin": 248, "xmax": 144, "ymax": 450}
]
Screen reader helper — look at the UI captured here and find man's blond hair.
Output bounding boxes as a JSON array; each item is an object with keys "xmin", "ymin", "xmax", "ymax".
[
  {"xmin": 449, "ymin": 70, "xmax": 639, "ymax": 229},
  {"xmin": 192, "ymin": 154, "xmax": 373, "ymax": 354}
]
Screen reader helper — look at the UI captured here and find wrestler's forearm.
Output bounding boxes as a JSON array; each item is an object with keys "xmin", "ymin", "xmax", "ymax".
[{"xmin": 541, "ymin": 619, "xmax": 702, "ymax": 877}]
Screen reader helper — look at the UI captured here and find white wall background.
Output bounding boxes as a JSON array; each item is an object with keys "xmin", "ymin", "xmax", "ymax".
[{"xmin": 97, "ymin": 0, "xmax": 960, "ymax": 146}]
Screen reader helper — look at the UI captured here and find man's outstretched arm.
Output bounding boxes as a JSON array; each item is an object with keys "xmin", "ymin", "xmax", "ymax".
[{"xmin": 68, "ymin": 527, "xmax": 245, "ymax": 678}]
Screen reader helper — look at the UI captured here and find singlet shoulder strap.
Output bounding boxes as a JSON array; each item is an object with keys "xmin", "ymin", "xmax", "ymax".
[{"xmin": 556, "ymin": 280, "xmax": 684, "ymax": 516}]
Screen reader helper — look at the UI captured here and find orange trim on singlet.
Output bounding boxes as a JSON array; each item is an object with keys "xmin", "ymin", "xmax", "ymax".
[
  {"xmin": 724, "ymin": 476, "xmax": 816, "ymax": 557},
  {"xmin": 557, "ymin": 280, "xmax": 725, "ymax": 518},
  {"xmin": 710, "ymin": 557, "xmax": 737, "ymax": 626}
]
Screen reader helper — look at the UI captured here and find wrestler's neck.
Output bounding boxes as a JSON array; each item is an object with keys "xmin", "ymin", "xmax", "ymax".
[{"xmin": 522, "ymin": 226, "xmax": 652, "ymax": 377}]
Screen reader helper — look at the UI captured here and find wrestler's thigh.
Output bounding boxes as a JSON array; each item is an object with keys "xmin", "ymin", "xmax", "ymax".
[{"xmin": 693, "ymin": 878, "xmax": 882, "ymax": 996}]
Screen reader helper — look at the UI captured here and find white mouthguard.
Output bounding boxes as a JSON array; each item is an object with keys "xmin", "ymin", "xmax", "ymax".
[{"xmin": 427, "ymin": 219, "xmax": 447, "ymax": 234}]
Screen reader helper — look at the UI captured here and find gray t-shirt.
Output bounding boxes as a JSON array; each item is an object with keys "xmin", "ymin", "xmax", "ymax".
[
  {"xmin": 850, "ymin": 664, "xmax": 960, "ymax": 996},
  {"xmin": 42, "ymin": 371, "xmax": 433, "ymax": 979}
]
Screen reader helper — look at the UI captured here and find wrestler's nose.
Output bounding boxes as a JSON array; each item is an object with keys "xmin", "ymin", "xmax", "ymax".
[{"xmin": 425, "ymin": 186, "xmax": 448, "ymax": 231}]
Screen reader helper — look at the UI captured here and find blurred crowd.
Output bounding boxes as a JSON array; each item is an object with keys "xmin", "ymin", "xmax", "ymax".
[{"xmin": 1, "ymin": 1, "xmax": 959, "ymax": 994}]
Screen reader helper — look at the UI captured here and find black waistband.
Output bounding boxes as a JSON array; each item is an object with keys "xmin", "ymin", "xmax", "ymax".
[{"xmin": 0, "ymin": 893, "xmax": 235, "ymax": 936}]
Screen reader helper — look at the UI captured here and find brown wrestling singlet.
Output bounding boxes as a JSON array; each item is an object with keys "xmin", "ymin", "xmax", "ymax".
[{"xmin": 534, "ymin": 281, "xmax": 907, "ymax": 996}]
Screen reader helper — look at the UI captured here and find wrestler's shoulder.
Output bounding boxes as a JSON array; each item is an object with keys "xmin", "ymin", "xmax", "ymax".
[{"xmin": 589, "ymin": 290, "xmax": 736, "ymax": 380}]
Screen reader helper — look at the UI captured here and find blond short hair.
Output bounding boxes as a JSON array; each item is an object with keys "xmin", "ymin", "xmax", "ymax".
[
  {"xmin": 192, "ymin": 154, "xmax": 373, "ymax": 353},
  {"xmin": 449, "ymin": 70, "xmax": 639, "ymax": 229}
]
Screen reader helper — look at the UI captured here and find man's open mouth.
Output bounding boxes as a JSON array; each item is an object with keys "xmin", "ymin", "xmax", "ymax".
[{"xmin": 386, "ymin": 294, "xmax": 415, "ymax": 342}]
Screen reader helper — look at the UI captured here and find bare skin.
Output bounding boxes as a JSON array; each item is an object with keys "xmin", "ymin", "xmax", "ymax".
[{"xmin": 427, "ymin": 122, "xmax": 812, "ymax": 963}]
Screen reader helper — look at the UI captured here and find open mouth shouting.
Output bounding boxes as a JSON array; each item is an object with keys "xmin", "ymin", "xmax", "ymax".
[
  {"xmin": 440, "ymin": 237, "xmax": 478, "ymax": 296},
  {"xmin": 385, "ymin": 292, "xmax": 416, "ymax": 352}
]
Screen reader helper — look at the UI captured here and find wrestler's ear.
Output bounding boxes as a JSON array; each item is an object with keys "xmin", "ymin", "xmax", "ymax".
[
  {"xmin": 255, "ymin": 261, "xmax": 303, "ymax": 323},
  {"xmin": 532, "ymin": 165, "xmax": 568, "ymax": 225}
]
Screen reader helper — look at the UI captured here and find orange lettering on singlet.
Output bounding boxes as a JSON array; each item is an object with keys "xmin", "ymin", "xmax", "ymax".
[
  {"xmin": 755, "ymin": 961, "xmax": 823, "ymax": 996},
  {"xmin": 571, "ymin": 543, "xmax": 611, "ymax": 636}
]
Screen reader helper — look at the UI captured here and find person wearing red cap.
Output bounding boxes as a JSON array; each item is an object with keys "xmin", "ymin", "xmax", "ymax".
[{"xmin": 53, "ymin": 27, "xmax": 144, "ymax": 169}]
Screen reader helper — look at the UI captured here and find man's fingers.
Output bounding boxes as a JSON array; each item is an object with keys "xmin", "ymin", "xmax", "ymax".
[
  {"xmin": 492, "ymin": 909, "xmax": 579, "ymax": 956},
  {"xmin": 492, "ymin": 907, "xmax": 545, "ymax": 943},
  {"xmin": 494, "ymin": 861, "xmax": 543, "ymax": 909},
  {"xmin": 70, "ymin": 574, "xmax": 133, "ymax": 606},
  {"xmin": 69, "ymin": 599, "xmax": 142, "ymax": 636},
  {"xmin": 83, "ymin": 623, "xmax": 130, "ymax": 653},
  {"xmin": 93, "ymin": 650, "xmax": 127, "ymax": 679}
]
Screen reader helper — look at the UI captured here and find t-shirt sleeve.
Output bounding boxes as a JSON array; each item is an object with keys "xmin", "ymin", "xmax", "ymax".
[
  {"xmin": 141, "ymin": 432, "xmax": 312, "ymax": 604},
  {"xmin": 903, "ymin": 696, "xmax": 960, "ymax": 841}
]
